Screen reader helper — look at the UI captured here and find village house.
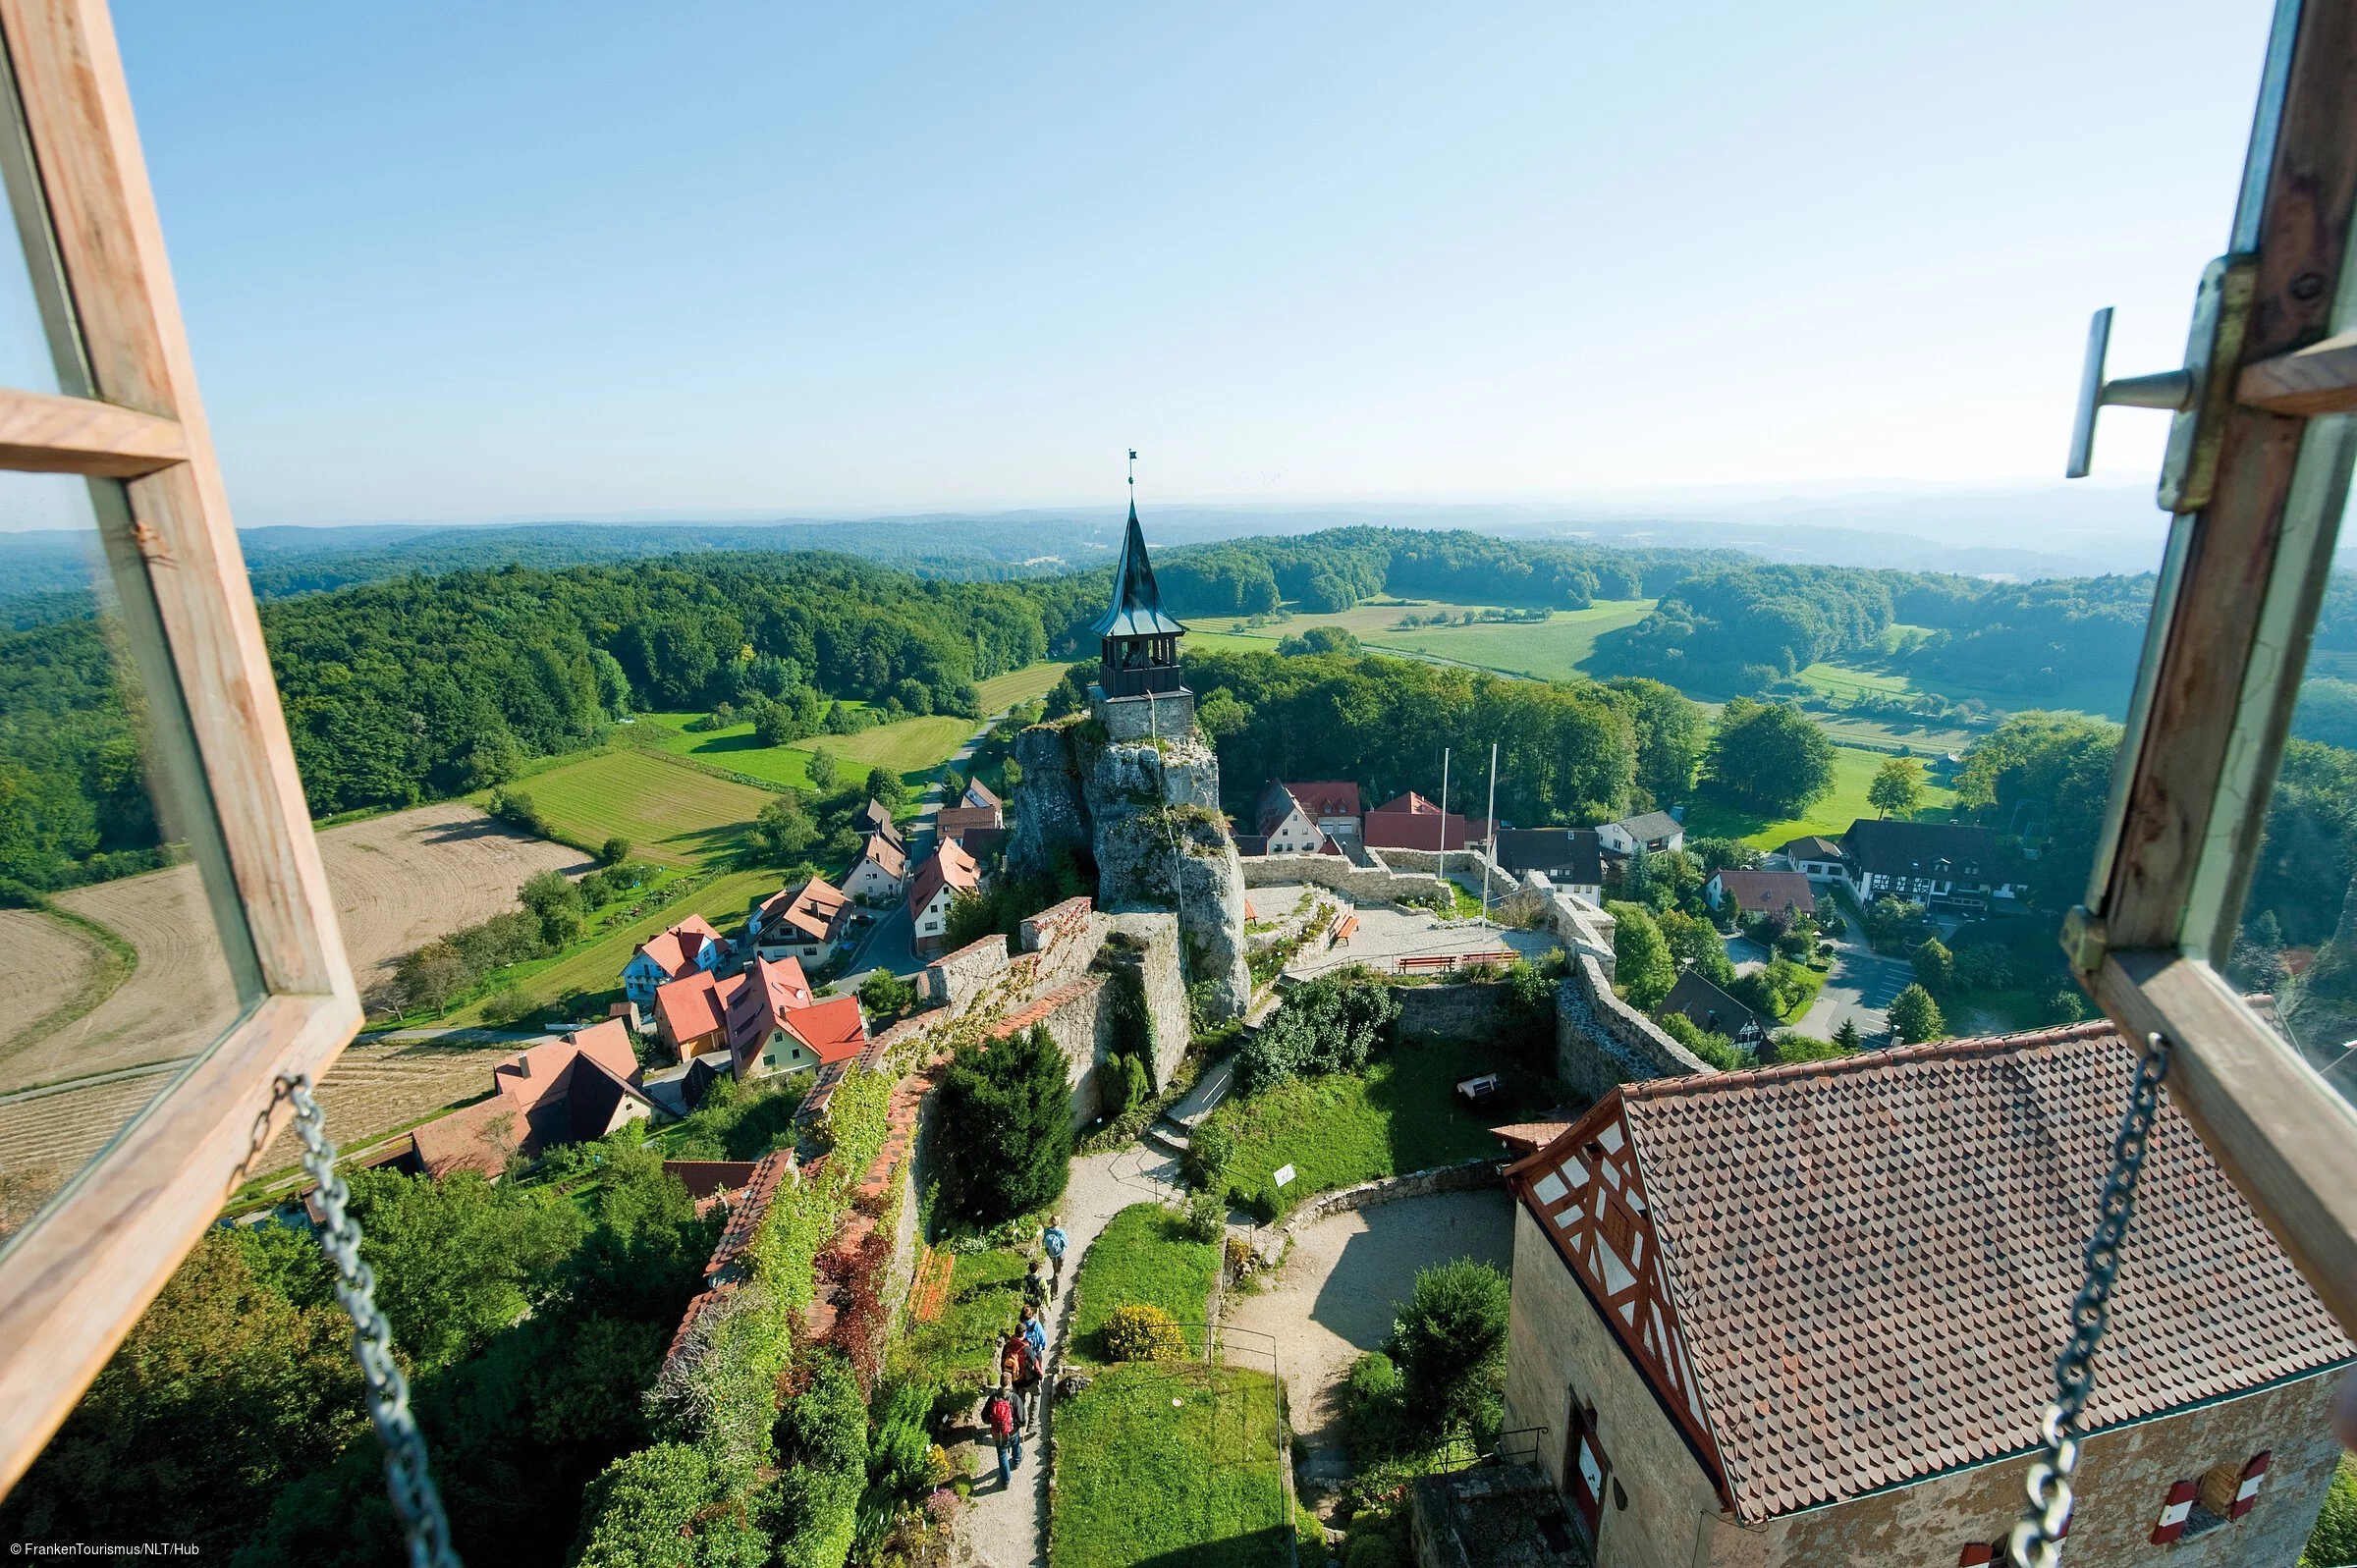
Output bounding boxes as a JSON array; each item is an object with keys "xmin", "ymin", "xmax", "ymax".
[
  {"xmin": 1492, "ymin": 828, "xmax": 1606, "ymax": 904},
  {"xmin": 1772, "ymin": 834, "xmax": 1848, "ymax": 883},
  {"xmin": 1840, "ymin": 818, "xmax": 2012, "ymax": 914},
  {"xmin": 1362, "ymin": 788, "xmax": 1490, "ymax": 851},
  {"xmin": 843, "ymin": 829, "xmax": 908, "ymax": 901},
  {"xmin": 746, "ymin": 874, "xmax": 851, "ymax": 964},
  {"xmin": 620, "ymin": 915, "xmax": 727, "ymax": 1008},
  {"xmin": 391, "ymin": 1021, "xmax": 657, "ymax": 1181},
  {"xmin": 1656, "ymin": 969, "xmax": 1772, "ymax": 1048},
  {"xmin": 907, "ymin": 838, "xmax": 980, "ymax": 957},
  {"xmin": 1596, "ymin": 809, "xmax": 1683, "ymax": 858},
  {"xmin": 1252, "ymin": 780, "xmax": 1356, "ymax": 855},
  {"xmin": 1703, "ymin": 867, "xmax": 1814, "ymax": 923},
  {"xmin": 1498, "ymin": 1024, "xmax": 2355, "ymax": 1568},
  {"xmin": 959, "ymin": 777, "xmax": 1001, "ymax": 813},
  {"xmin": 855, "ymin": 795, "xmax": 904, "ymax": 847},
  {"xmin": 651, "ymin": 952, "xmax": 869, "ymax": 1083}
]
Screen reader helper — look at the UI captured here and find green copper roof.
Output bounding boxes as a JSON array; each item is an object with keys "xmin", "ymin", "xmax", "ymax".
[{"xmin": 1089, "ymin": 500, "xmax": 1186, "ymax": 639}]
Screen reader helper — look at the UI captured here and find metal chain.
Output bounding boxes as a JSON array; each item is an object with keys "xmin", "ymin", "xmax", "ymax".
[
  {"xmin": 276, "ymin": 1072, "xmax": 465, "ymax": 1568},
  {"xmin": 2008, "ymin": 1032, "xmax": 2172, "ymax": 1568}
]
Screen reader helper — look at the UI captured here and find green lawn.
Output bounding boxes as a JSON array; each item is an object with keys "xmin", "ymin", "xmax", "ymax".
[
  {"xmin": 1051, "ymin": 1363, "xmax": 1288, "ymax": 1568},
  {"xmin": 441, "ymin": 867, "xmax": 780, "ymax": 1024},
  {"xmin": 633, "ymin": 707, "xmax": 981, "ymax": 797},
  {"xmin": 482, "ymin": 748, "xmax": 772, "ymax": 864},
  {"xmin": 1800, "ymin": 656, "xmax": 2128, "ymax": 725},
  {"xmin": 976, "ymin": 661, "xmax": 1068, "ymax": 713},
  {"xmin": 897, "ymin": 1246, "xmax": 1030, "ymax": 1394},
  {"xmin": 1184, "ymin": 598, "xmax": 1657, "ymax": 685},
  {"xmin": 1070, "ymin": 1204, "xmax": 1222, "ymax": 1361},
  {"xmin": 1682, "ymin": 743, "xmax": 1959, "ymax": 852},
  {"xmin": 1203, "ymin": 1039, "xmax": 1515, "ymax": 1219}
]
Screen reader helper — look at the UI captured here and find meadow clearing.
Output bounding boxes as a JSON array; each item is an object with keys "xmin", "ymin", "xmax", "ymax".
[{"xmin": 1682, "ymin": 741, "xmax": 1960, "ymax": 850}]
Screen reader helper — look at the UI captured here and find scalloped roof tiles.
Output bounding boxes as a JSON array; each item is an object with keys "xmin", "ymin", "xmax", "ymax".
[{"xmin": 1562, "ymin": 1022, "xmax": 2354, "ymax": 1522}]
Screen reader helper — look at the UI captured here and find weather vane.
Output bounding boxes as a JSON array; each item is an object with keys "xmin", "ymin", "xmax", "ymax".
[{"xmin": 1127, "ymin": 448, "xmax": 1137, "ymax": 490}]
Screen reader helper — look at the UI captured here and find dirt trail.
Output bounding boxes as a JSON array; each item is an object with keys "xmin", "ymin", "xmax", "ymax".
[{"xmin": 0, "ymin": 909, "xmax": 108, "ymax": 1058}]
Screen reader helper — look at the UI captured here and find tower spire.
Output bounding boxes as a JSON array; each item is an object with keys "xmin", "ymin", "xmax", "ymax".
[{"xmin": 1127, "ymin": 448, "xmax": 1137, "ymax": 517}]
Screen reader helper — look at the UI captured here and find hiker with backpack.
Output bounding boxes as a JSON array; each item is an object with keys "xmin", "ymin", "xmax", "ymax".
[
  {"xmin": 1002, "ymin": 1337, "xmax": 1033, "ymax": 1431},
  {"xmin": 1022, "ymin": 1259, "xmax": 1048, "ymax": 1313},
  {"xmin": 1042, "ymin": 1217, "xmax": 1069, "ymax": 1296},
  {"xmin": 984, "ymin": 1380, "xmax": 1020, "ymax": 1487}
]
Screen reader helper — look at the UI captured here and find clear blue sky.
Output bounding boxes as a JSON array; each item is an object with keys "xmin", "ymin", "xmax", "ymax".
[{"xmin": 111, "ymin": 0, "xmax": 2272, "ymax": 524}]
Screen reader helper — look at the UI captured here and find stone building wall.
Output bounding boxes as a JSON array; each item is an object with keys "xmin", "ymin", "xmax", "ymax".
[
  {"xmin": 983, "ymin": 976, "xmax": 1115, "ymax": 1132},
  {"xmin": 1111, "ymin": 910, "xmax": 1191, "ymax": 1087},
  {"xmin": 919, "ymin": 934, "xmax": 1013, "ymax": 1009},
  {"xmin": 1554, "ymin": 954, "xmax": 1711, "ymax": 1105},
  {"xmin": 1502, "ymin": 1202, "xmax": 1721, "ymax": 1568}
]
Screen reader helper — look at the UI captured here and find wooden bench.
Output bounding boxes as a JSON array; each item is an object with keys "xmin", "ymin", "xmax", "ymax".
[{"xmin": 1396, "ymin": 953, "xmax": 1457, "ymax": 973}]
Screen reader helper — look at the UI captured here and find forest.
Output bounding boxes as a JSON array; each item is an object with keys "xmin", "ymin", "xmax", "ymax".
[{"xmin": 0, "ymin": 553, "xmax": 1101, "ymax": 889}]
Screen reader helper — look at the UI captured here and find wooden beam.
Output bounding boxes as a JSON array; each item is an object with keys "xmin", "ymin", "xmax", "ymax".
[
  {"xmin": 0, "ymin": 384, "xmax": 184, "ymax": 474},
  {"xmin": 2237, "ymin": 328, "xmax": 2357, "ymax": 414},
  {"xmin": 2088, "ymin": 949, "xmax": 2357, "ymax": 1345}
]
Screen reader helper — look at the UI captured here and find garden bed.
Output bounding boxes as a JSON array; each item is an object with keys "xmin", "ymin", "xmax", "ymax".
[{"xmin": 895, "ymin": 1245, "xmax": 1030, "ymax": 1394}]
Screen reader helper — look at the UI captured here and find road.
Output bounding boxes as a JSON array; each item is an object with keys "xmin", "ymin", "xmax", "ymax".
[{"xmin": 1796, "ymin": 921, "xmax": 1912, "ymax": 1044}]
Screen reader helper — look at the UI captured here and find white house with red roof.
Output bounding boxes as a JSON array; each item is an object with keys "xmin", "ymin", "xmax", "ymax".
[
  {"xmin": 1361, "ymin": 789, "xmax": 1488, "ymax": 851},
  {"xmin": 621, "ymin": 915, "xmax": 727, "ymax": 1007},
  {"xmin": 845, "ymin": 831, "xmax": 908, "ymax": 901},
  {"xmin": 907, "ymin": 838, "xmax": 980, "ymax": 956},
  {"xmin": 1497, "ymin": 1023, "xmax": 2354, "ymax": 1566},
  {"xmin": 652, "ymin": 952, "xmax": 869, "ymax": 1083},
  {"xmin": 397, "ymin": 1020, "xmax": 656, "ymax": 1180},
  {"xmin": 747, "ymin": 874, "xmax": 851, "ymax": 963}
]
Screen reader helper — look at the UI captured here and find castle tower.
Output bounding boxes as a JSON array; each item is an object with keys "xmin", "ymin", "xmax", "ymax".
[{"xmin": 1087, "ymin": 498, "xmax": 1196, "ymax": 741}]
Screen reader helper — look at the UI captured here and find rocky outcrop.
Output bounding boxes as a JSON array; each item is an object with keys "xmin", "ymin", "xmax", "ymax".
[{"xmin": 1005, "ymin": 704, "xmax": 1251, "ymax": 1020}]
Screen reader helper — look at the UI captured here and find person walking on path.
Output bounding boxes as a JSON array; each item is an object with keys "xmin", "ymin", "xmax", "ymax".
[
  {"xmin": 1002, "ymin": 1338, "xmax": 1033, "ymax": 1431},
  {"xmin": 1020, "ymin": 1303, "xmax": 1047, "ymax": 1365},
  {"xmin": 1022, "ymin": 1260, "xmax": 1048, "ymax": 1314},
  {"xmin": 1018, "ymin": 1306, "xmax": 1049, "ymax": 1431},
  {"xmin": 984, "ymin": 1381, "xmax": 1020, "ymax": 1488},
  {"xmin": 1042, "ymin": 1217, "xmax": 1069, "ymax": 1296}
]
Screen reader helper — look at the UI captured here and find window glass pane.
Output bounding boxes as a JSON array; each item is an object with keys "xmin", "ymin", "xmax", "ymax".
[
  {"xmin": 0, "ymin": 54, "xmax": 75, "ymax": 396},
  {"xmin": 2224, "ymin": 487, "xmax": 2357, "ymax": 1112},
  {"xmin": 0, "ymin": 474, "xmax": 256, "ymax": 1244}
]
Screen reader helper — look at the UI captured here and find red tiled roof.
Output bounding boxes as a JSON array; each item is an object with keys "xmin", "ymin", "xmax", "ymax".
[
  {"xmin": 857, "ymin": 832, "xmax": 908, "ymax": 882},
  {"xmin": 654, "ymin": 968, "xmax": 729, "ymax": 1046},
  {"xmin": 758, "ymin": 876, "xmax": 849, "ymax": 945},
  {"xmin": 1710, "ymin": 868, "xmax": 1813, "ymax": 916},
  {"xmin": 779, "ymin": 995, "xmax": 869, "ymax": 1066},
  {"xmin": 1362, "ymin": 792, "xmax": 1489, "ymax": 849},
  {"xmin": 937, "ymin": 805, "xmax": 1003, "ymax": 837},
  {"xmin": 707, "ymin": 1149, "xmax": 795, "ymax": 1279},
  {"xmin": 410, "ymin": 1030, "xmax": 649, "ymax": 1180},
  {"xmin": 1489, "ymin": 1120, "xmax": 1573, "ymax": 1156},
  {"xmin": 1507, "ymin": 1023, "xmax": 2355, "ymax": 1522},
  {"xmin": 906, "ymin": 838, "xmax": 979, "ymax": 916},
  {"xmin": 633, "ymin": 915, "xmax": 722, "ymax": 983},
  {"xmin": 1285, "ymin": 781, "xmax": 1361, "ymax": 821}
]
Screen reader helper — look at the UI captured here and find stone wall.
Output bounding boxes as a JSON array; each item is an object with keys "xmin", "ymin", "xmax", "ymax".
[
  {"xmin": 1249, "ymin": 1156, "xmax": 1501, "ymax": 1269},
  {"xmin": 1239, "ymin": 850, "xmax": 1447, "ymax": 906},
  {"xmin": 1740, "ymin": 1369, "xmax": 2351, "ymax": 1566},
  {"xmin": 1548, "ymin": 895, "xmax": 1617, "ymax": 976},
  {"xmin": 1110, "ymin": 911, "xmax": 1191, "ymax": 1088},
  {"xmin": 1091, "ymin": 684, "xmax": 1195, "ymax": 742},
  {"xmin": 1555, "ymin": 954, "xmax": 1711, "ymax": 1106},
  {"xmin": 920, "ymin": 934, "xmax": 1012, "ymax": 1008},
  {"xmin": 984, "ymin": 976, "xmax": 1115, "ymax": 1132},
  {"xmin": 1395, "ymin": 981, "xmax": 1512, "ymax": 1041}
]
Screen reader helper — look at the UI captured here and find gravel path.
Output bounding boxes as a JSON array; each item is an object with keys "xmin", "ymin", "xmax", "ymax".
[
  {"xmin": 954, "ymin": 1140, "xmax": 1183, "ymax": 1568},
  {"xmin": 1221, "ymin": 1188, "xmax": 1514, "ymax": 1469}
]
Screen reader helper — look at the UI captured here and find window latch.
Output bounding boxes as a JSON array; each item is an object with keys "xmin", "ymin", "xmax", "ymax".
[{"xmin": 2066, "ymin": 254, "xmax": 2259, "ymax": 513}]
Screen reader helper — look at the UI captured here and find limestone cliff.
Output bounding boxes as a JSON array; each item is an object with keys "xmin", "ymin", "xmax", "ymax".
[{"xmin": 1007, "ymin": 707, "xmax": 1250, "ymax": 1020}]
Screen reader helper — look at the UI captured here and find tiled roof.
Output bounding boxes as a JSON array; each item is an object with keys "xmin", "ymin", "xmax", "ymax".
[
  {"xmin": 856, "ymin": 798, "xmax": 904, "ymax": 846},
  {"xmin": 1658, "ymin": 969, "xmax": 1771, "ymax": 1041},
  {"xmin": 907, "ymin": 838, "xmax": 979, "ymax": 914},
  {"xmin": 1363, "ymin": 799, "xmax": 1489, "ymax": 850},
  {"xmin": 857, "ymin": 832, "xmax": 908, "ymax": 881},
  {"xmin": 1840, "ymin": 817, "xmax": 2001, "ymax": 883},
  {"xmin": 1285, "ymin": 781, "xmax": 1362, "ymax": 821},
  {"xmin": 1493, "ymin": 828, "xmax": 1603, "ymax": 882},
  {"xmin": 1778, "ymin": 835, "xmax": 1845, "ymax": 861},
  {"xmin": 1524, "ymin": 1023, "xmax": 2355, "ymax": 1522},
  {"xmin": 1608, "ymin": 809, "xmax": 1682, "ymax": 841},
  {"xmin": 759, "ymin": 875, "xmax": 849, "ymax": 944},
  {"xmin": 632, "ymin": 915, "xmax": 723, "ymax": 982},
  {"xmin": 963, "ymin": 778, "xmax": 1001, "ymax": 809},
  {"xmin": 707, "ymin": 1149, "xmax": 795, "ymax": 1280},
  {"xmin": 1710, "ymin": 868, "xmax": 1813, "ymax": 916},
  {"xmin": 654, "ymin": 968, "xmax": 729, "ymax": 1045},
  {"xmin": 779, "ymin": 995, "xmax": 869, "ymax": 1065}
]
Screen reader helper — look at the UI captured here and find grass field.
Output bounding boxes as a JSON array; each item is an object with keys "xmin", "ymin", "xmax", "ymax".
[
  {"xmin": 1800, "ymin": 657, "xmax": 2129, "ymax": 725},
  {"xmin": 1682, "ymin": 743, "xmax": 1958, "ymax": 851},
  {"xmin": 1071, "ymin": 1203, "xmax": 1222, "ymax": 1361},
  {"xmin": 1051, "ymin": 1363, "xmax": 1288, "ymax": 1568},
  {"xmin": 1186, "ymin": 598, "xmax": 1656, "ymax": 685},
  {"xmin": 441, "ymin": 866, "xmax": 780, "ymax": 1024},
  {"xmin": 631, "ymin": 713, "xmax": 820, "ymax": 790},
  {"xmin": 976, "ymin": 660, "xmax": 1069, "ymax": 712},
  {"xmin": 488, "ymin": 748, "xmax": 772, "ymax": 864},
  {"xmin": 898, "ymin": 1246, "xmax": 1031, "ymax": 1393},
  {"xmin": 1202, "ymin": 1038, "xmax": 1517, "ymax": 1219}
]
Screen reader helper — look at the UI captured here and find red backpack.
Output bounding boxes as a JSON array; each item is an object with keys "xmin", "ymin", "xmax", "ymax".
[{"xmin": 985, "ymin": 1392, "xmax": 1015, "ymax": 1437}]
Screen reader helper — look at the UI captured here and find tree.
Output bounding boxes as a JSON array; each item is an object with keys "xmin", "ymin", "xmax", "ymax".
[
  {"xmin": 1656, "ymin": 907, "xmax": 1735, "ymax": 987},
  {"xmin": 1889, "ymin": 984, "xmax": 1946, "ymax": 1044},
  {"xmin": 1657, "ymin": 1010, "xmax": 1743, "ymax": 1070},
  {"xmin": 935, "ymin": 1023, "xmax": 1073, "ymax": 1225},
  {"xmin": 343, "ymin": 1166, "xmax": 584, "ymax": 1372},
  {"xmin": 1702, "ymin": 699, "xmax": 1836, "ymax": 816},
  {"xmin": 751, "ymin": 792, "xmax": 818, "ymax": 862},
  {"xmin": 396, "ymin": 938, "xmax": 475, "ymax": 1013},
  {"xmin": 1867, "ymin": 756, "xmax": 1925, "ymax": 818},
  {"xmin": 866, "ymin": 765, "xmax": 908, "ymax": 810},
  {"xmin": 1234, "ymin": 974, "xmax": 1400, "ymax": 1096},
  {"xmin": 1278, "ymin": 625, "xmax": 1361, "ymax": 657},
  {"xmin": 600, "ymin": 836, "xmax": 632, "ymax": 866},
  {"xmin": 1607, "ymin": 901, "xmax": 1676, "ymax": 1010},
  {"xmin": 1605, "ymin": 676, "xmax": 1706, "ymax": 805},
  {"xmin": 1388, "ymin": 1260, "xmax": 1510, "ymax": 1435},
  {"xmin": 858, "ymin": 969, "xmax": 918, "ymax": 1018},
  {"xmin": 805, "ymin": 747, "xmax": 839, "ymax": 791},
  {"xmin": 521, "ymin": 868, "xmax": 585, "ymax": 947},
  {"xmin": 1620, "ymin": 841, "xmax": 1659, "ymax": 909},
  {"xmin": 1832, "ymin": 1017, "xmax": 1862, "ymax": 1052},
  {"xmin": 1911, "ymin": 937, "xmax": 1954, "ymax": 996}
]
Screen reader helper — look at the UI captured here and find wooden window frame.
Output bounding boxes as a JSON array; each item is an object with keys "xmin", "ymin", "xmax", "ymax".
[
  {"xmin": 2071, "ymin": 0, "xmax": 2357, "ymax": 1344},
  {"xmin": 0, "ymin": 0, "xmax": 360, "ymax": 1496}
]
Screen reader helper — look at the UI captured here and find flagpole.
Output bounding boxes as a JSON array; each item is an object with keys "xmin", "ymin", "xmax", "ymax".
[
  {"xmin": 1482, "ymin": 741, "xmax": 1498, "ymax": 927},
  {"xmin": 1438, "ymin": 747, "xmax": 1451, "ymax": 894}
]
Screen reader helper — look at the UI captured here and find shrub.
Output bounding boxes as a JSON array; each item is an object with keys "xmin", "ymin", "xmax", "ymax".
[
  {"xmin": 1608, "ymin": 901, "xmax": 1675, "ymax": 1010},
  {"xmin": 858, "ymin": 969, "xmax": 918, "ymax": 1019},
  {"xmin": 1911, "ymin": 937, "xmax": 1955, "ymax": 996},
  {"xmin": 1657, "ymin": 1010, "xmax": 1746, "ymax": 1070},
  {"xmin": 600, "ymin": 835, "xmax": 632, "ymax": 866},
  {"xmin": 1180, "ymin": 1189, "xmax": 1227, "ymax": 1245},
  {"xmin": 934, "ymin": 1024, "xmax": 1073, "ymax": 1226},
  {"xmin": 2308, "ymin": 1455, "xmax": 2357, "ymax": 1568},
  {"xmin": 1889, "ymin": 984, "xmax": 1946, "ymax": 1044},
  {"xmin": 1342, "ymin": 1351, "xmax": 1411, "ymax": 1458},
  {"xmin": 1182, "ymin": 1119, "xmax": 1233, "ymax": 1191},
  {"xmin": 487, "ymin": 786, "xmax": 548, "ymax": 837},
  {"xmin": 1101, "ymin": 1303, "xmax": 1187, "ymax": 1363},
  {"xmin": 1233, "ymin": 974, "xmax": 1399, "ymax": 1097},
  {"xmin": 1388, "ymin": 1260, "xmax": 1509, "ymax": 1435},
  {"xmin": 1762, "ymin": 1031, "xmax": 1856, "ymax": 1065},
  {"xmin": 1343, "ymin": 1528, "xmax": 1403, "ymax": 1568}
]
